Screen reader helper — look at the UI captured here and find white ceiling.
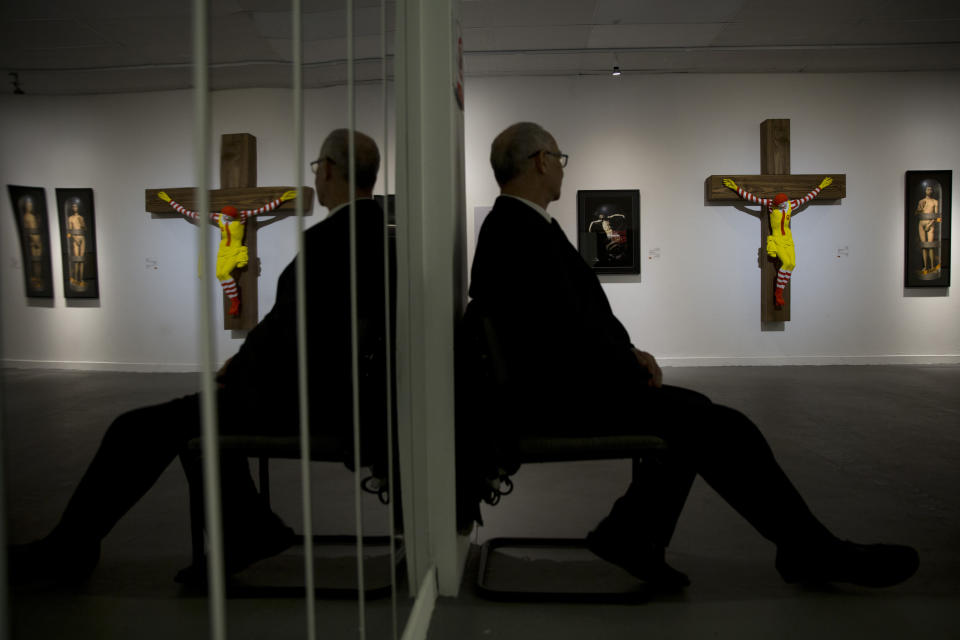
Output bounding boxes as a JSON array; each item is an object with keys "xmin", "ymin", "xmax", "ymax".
[{"xmin": 2, "ymin": 0, "xmax": 959, "ymax": 95}]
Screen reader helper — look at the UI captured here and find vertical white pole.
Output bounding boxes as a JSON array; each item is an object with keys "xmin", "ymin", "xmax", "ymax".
[
  {"xmin": 381, "ymin": 1, "xmax": 399, "ymax": 637},
  {"xmin": 346, "ymin": 2, "xmax": 367, "ymax": 638},
  {"xmin": 291, "ymin": 1, "xmax": 317, "ymax": 639},
  {"xmin": 193, "ymin": 0, "xmax": 226, "ymax": 638},
  {"xmin": 0, "ymin": 299, "xmax": 9, "ymax": 640}
]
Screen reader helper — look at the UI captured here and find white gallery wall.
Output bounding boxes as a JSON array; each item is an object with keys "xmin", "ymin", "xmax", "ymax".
[
  {"xmin": 1, "ymin": 71, "xmax": 958, "ymax": 370},
  {"xmin": 0, "ymin": 86, "xmax": 394, "ymax": 370},
  {"xmin": 464, "ymin": 72, "xmax": 960, "ymax": 365}
]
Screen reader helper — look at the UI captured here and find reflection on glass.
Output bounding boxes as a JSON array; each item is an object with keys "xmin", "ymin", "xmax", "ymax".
[{"xmin": 1, "ymin": 0, "xmax": 408, "ymax": 637}]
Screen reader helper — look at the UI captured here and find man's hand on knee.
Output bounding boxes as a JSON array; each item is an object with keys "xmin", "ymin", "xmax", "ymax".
[{"xmin": 632, "ymin": 348, "xmax": 662, "ymax": 388}]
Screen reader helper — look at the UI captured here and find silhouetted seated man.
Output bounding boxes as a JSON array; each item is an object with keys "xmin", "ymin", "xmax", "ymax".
[
  {"xmin": 9, "ymin": 129, "xmax": 388, "ymax": 585},
  {"xmin": 465, "ymin": 121, "xmax": 918, "ymax": 591}
]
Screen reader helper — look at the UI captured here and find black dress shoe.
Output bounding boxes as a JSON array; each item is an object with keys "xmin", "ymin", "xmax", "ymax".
[
  {"xmin": 175, "ymin": 523, "xmax": 297, "ymax": 584},
  {"xmin": 776, "ymin": 539, "xmax": 919, "ymax": 588},
  {"xmin": 7, "ymin": 534, "xmax": 100, "ymax": 587},
  {"xmin": 586, "ymin": 528, "xmax": 690, "ymax": 590}
]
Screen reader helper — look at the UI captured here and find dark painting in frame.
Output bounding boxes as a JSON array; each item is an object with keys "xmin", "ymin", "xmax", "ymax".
[
  {"xmin": 577, "ymin": 189, "xmax": 640, "ymax": 274},
  {"xmin": 56, "ymin": 188, "xmax": 99, "ymax": 298},
  {"xmin": 904, "ymin": 170, "xmax": 951, "ymax": 288},
  {"xmin": 7, "ymin": 185, "xmax": 55, "ymax": 297}
]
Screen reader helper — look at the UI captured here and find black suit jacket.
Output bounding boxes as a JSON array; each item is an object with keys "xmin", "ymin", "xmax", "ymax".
[
  {"xmin": 457, "ymin": 196, "xmax": 649, "ymax": 526},
  {"xmin": 468, "ymin": 196, "xmax": 646, "ymax": 413},
  {"xmin": 221, "ymin": 198, "xmax": 387, "ymax": 445}
]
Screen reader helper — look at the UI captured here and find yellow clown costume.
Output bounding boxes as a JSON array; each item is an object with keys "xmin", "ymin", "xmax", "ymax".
[
  {"xmin": 766, "ymin": 195, "xmax": 797, "ymax": 299},
  {"xmin": 214, "ymin": 212, "xmax": 249, "ymax": 280},
  {"xmin": 158, "ymin": 191, "xmax": 295, "ymax": 316},
  {"xmin": 723, "ymin": 178, "xmax": 832, "ymax": 308}
]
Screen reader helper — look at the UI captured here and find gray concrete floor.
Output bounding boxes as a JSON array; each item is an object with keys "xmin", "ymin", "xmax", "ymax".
[
  {"xmin": 2, "ymin": 369, "xmax": 408, "ymax": 640},
  {"xmin": 3, "ymin": 366, "xmax": 959, "ymax": 639},
  {"xmin": 431, "ymin": 365, "xmax": 960, "ymax": 640}
]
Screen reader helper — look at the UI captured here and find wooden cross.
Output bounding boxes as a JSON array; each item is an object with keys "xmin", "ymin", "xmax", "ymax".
[
  {"xmin": 145, "ymin": 133, "xmax": 314, "ymax": 331},
  {"xmin": 706, "ymin": 119, "xmax": 846, "ymax": 322}
]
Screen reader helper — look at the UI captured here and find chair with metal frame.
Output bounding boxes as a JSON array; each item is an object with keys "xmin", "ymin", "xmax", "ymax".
[
  {"xmin": 177, "ymin": 432, "xmax": 401, "ymax": 598},
  {"xmin": 177, "ymin": 220, "xmax": 401, "ymax": 598},
  {"xmin": 458, "ymin": 301, "xmax": 669, "ymax": 602}
]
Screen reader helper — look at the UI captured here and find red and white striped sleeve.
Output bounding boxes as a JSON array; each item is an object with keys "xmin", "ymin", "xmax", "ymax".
[
  {"xmin": 168, "ymin": 199, "xmax": 200, "ymax": 221},
  {"xmin": 168, "ymin": 200, "xmax": 218, "ymax": 223},
  {"xmin": 791, "ymin": 186, "xmax": 822, "ymax": 209},
  {"xmin": 237, "ymin": 198, "xmax": 283, "ymax": 222},
  {"xmin": 736, "ymin": 186, "xmax": 770, "ymax": 207}
]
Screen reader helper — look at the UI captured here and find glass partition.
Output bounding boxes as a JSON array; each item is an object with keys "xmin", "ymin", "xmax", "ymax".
[{"xmin": 0, "ymin": 0, "xmax": 405, "ymax": 638}]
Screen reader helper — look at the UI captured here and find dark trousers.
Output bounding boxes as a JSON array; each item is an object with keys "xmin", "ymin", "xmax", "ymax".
[
  {"xmin": 57, "ymin": 392, "xmax": 288, "ymax": 545},
  {"xmin": 536, "ymin": 384, "xmax": 834, "ymax": 548}
]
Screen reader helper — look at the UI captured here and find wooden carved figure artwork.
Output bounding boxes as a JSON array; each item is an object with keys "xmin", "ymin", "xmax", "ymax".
[
  {"xmin": 157, "ymin": 189, "xmax": 296, "ymax": 316},
  {"xmin": 916, "ymin": 184, "xmax": 942, "ymax": 276},
  {"xmin": 65, "ymin": 198, "xmax": 88, "ymax": 291},
  {"xmin": 19, "ymin": 195, "xmax": 45, "ymax": 292},
  {"xmin": 723, "ymin": 176, "xmax": 833, "ymax": 309}
]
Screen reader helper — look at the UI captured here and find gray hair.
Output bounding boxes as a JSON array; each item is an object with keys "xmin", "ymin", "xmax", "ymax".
[
  {"xmin": 319, "ymin": 128, "xmax": 380, "ymax": 191},
  {"xmin": 489, "ymin": 122, "xmax": 555, "ymax": 186}
]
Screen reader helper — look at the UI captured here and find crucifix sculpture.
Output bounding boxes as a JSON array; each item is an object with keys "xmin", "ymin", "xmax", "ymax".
[
  {"xmin": 145, "ymin": 133, "xmax": 314, "ymax": 331},
  {"xmin": 706, "ymin": 119, "xmax": 846, "ymax": 322}
]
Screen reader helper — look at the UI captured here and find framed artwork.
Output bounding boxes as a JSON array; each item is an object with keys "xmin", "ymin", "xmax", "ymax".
[
  {"xmin": 904, "ymin": 171, "xmax": 951, "ymax": 288},
  {"xmin": 577, "ymin": 189, "xmax": 640, "ymax": 274},
  {"xmin": 7, "ymin": 185, "xmax": 55, "ymax": 297},
  {"xmin": 55, "ymin": 188, "xmax": 99, "ymax": 298}
]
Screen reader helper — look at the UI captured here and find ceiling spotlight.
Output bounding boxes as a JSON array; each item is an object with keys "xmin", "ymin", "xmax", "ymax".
[{"xmin": 612, "ymin": 66, "xmax": 621, "ymax": 76}]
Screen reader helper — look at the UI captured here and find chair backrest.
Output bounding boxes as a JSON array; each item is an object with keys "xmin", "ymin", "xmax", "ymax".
[
  {"xmin": 351, "ymin": 221, "xmax": 398, "ymax": 472},
  {"xmin": 455, "ymin": 300, "xmax": 526, "ymax": 528},
  {"xmin": 458, "ymin": 300, "xmax": 510, "ymax": 388}
]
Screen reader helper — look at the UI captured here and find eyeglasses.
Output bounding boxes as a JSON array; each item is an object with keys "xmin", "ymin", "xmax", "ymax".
[
  {"xmin": 528, "ymin": 150, "xmax": 568, "ymax": 168},
  {"xmin": 310, "ymin": 156, "xmax": 335, "ymax": 174}
]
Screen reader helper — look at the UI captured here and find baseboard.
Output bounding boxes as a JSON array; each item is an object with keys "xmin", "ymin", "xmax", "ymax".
[
  {"xmin": 659, "ymin": 354, "xmax": 960, "ymax": 367},
  {"xmin": 400, "ymin": 565, "xmax": 437, "ymax": 640},
  {"xmin": 1, "ymin": 359, "xmax": 199, "ymax": 373}
]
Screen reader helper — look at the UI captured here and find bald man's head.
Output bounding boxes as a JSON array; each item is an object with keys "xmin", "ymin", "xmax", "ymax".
[
  {"xmin": 490, "ymin": 122, "xmax": 556, "ymax": 187},
  {"xmin": 319, "ymin": 129, "xmax": 380, "ymax": 192}
]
